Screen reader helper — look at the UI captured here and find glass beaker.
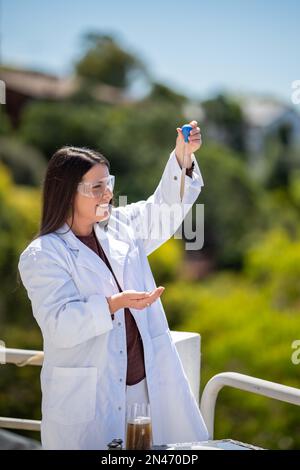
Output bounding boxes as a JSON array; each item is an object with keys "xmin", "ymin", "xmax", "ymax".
[{"xmin": 125, "ymin": 403, "xmax": 152, "ymax": 450}]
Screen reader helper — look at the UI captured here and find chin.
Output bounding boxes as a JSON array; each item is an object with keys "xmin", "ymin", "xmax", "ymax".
[
  {"xmin": 95, "ymin": 211, "xmax": 111, "ymax": 224},
  {"xmin": 98, "ymin": 215, "xmax": 109, "ymax": 222}
]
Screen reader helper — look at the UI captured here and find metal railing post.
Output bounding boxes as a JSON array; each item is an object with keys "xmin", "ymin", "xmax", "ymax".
[{"xmin": 200, "ymin": 372, "xmax": 300, "ymax": 439}]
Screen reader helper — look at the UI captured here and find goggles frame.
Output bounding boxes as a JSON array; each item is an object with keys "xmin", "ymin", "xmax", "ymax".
[{"xmin": 77, "ymin": 175, "xmax": 115, "ymax": 198}]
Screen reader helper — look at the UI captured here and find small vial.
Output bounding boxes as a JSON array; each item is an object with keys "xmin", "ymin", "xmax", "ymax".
[{"xmin": 107, "ymin": 438, "xmax": 123, "ymax": 450}]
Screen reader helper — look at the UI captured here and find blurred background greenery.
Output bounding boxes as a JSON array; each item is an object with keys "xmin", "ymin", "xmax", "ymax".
[{"xmin": 1, "ymin": 30, "xmax": 300, "ymax": 449}]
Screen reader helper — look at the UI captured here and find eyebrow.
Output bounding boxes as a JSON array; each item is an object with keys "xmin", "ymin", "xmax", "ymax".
[{"xmin": 84, "ymin": 176, "xmax": 110, "ymax": 184}]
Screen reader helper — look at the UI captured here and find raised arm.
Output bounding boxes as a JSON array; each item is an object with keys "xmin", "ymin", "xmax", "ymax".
[{"xmin": 114, "ymin": 121, "xmax": 204, "ymax": 255}]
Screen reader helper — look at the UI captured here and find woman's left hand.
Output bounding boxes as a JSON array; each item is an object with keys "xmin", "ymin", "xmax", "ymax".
[{"xmin": 175, "ymin": 120, "xmax": 202, "ymax": 168}]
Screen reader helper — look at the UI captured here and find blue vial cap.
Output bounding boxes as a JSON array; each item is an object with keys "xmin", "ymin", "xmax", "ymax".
[{"xmin": 181, "ymin": 124, "xmax": 193, "ymax": 143}]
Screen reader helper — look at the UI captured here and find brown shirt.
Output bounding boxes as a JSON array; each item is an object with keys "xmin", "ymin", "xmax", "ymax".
[
  {"xmin": 75, "ymin": 229, "xmax": 146, "ymax": 386},
  {"xmin": 186, "ymin": 161, "xmax": 195, "ymax": 178}
]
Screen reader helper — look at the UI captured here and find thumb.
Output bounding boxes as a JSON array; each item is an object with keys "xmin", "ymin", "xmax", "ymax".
[{"xmin": 176, "ymin": 128, "xmax": 184, "ymax": 139}]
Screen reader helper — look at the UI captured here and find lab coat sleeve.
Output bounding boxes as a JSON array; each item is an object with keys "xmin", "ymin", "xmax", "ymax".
[
  {"xmin": 18, "ymin": 248, "xmax": 113, "ymax": 349},
  {"xmin": 115, "ymin": 149, "xmax": 204, "ymax": 256}
]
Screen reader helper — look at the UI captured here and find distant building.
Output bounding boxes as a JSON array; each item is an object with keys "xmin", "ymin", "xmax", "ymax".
[
  {"xmin": 241, "ymin": 97, "xmax": 300, "ymax": 156},
  {"xmin": 0, "ymin": 66, "xmax": 128, "ymax": 127},
  {"xmin": 184, "ymin": 96, "xmax": 300, "ymax": 159}
]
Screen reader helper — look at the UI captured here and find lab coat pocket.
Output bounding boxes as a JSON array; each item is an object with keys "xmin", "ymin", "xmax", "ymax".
[{"xmin": 45, "ymin": 367, "xmax": 97, "ymax": 425}]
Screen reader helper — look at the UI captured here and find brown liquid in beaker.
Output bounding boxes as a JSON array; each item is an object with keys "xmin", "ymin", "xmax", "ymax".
[{"xmin": 126, "ymin": 419, "xmax": 152, "ymax": 450}]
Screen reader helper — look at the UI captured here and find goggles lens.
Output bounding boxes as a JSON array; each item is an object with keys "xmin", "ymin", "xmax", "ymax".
[{"xmin": 78, "ymin": 175, "xmax": 115, "ymax": 198}]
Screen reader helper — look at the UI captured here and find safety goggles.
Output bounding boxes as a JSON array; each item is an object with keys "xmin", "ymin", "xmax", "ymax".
[{"xmin": 77, "ymin": 175, "xmax": 115, "ymax": 198}]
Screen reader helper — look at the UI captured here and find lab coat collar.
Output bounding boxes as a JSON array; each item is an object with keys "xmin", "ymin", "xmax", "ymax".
[
  {"xmin": 54, "ymin": 222, "xmax": 130, "ymax": 290},
  {"xmin": 54, "ymin": 222, "xmax": 80, "ymax": 250}
]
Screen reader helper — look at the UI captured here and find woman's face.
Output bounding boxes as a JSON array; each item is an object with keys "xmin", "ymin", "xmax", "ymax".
[{"xmin": 72, "ymin": 163, "xmax": 113, "ymax": 224}]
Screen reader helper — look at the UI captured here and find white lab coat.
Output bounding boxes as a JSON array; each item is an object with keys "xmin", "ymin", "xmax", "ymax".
[{"xmin": 18, "ymin": 150, "xmax": 209, "ymax": 449}]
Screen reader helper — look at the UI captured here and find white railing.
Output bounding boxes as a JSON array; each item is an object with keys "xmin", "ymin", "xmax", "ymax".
[
  {"xmin": 3, "ymin": 348, "xmax": 44, "ymax": 367},
  {"xmin": 200, "ymin": 372, "xmax": 300, "ymax": 439},
  {"xmin": 4, "ymin": 347, "xmax": 300, "ymax": 441},
  {"xmin": 0, "ymin": 331, "xmax": 201, "ymax": 433},
  {"xmin": 0, "ymin": 417, "xmax": 41, "ymax": 431},
  {"xmin": 0, "ymin": 348, "xmax": 43, "ymax": 431}
]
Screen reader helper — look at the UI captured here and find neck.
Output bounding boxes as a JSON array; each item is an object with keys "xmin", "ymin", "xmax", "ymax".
[{"xmin": 66, "ymin": 218, "xmax": 94, "ymax": 237}]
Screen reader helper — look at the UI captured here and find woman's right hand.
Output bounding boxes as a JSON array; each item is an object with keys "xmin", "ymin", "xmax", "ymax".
[{"xmin": 107, "ymin": 286, "xmax": 165, "ymax": 315}]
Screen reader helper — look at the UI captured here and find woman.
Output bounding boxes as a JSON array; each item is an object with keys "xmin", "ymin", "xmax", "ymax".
[{"xmin": 18, "ymin": 120, "xmax": 209, "ymax": 450}]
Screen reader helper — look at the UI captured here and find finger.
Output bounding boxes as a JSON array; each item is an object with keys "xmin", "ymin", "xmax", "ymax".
[
  {"xmin": 126, "ymin": 290, "xmax": 147, "ymax": 296},
  {"xmin": 188, "ymin": 137, "xmax": 202, "ymax": 143},
  {"xmin": 130, "ymin": 286, "xmax": 165, "ymax": 308},
  {"xmin": 188, "ymin": 120, "xmax": 198, "ymax": 128},
  {"xmin": 133, "ymin": 287, "xmax": 164, "ymax": 308},
  {"xmin": 133, "ymin": 297, "xmax": 159, "ymax": 309},
  {"xmin": 189, "ymin": 132, "xmax": 201, "ymax": 139},
  {"xmin": 148, "ymin": 286, "xmax": 165, "ymax": 296},
  {"xmin": 127, "ymin": 291, "xmax": 151, "ymax": 300},
  {"xmin": 190, "ymin": 127, "xmax": 201, "ymax": 135},
  {"xmin": 189, "ymin": 131, "xmax": 202, "ymax": 139},
  {"xmin": 128, "ymin": 300, "xmax": 143, "ymax": 309},
  {"xmin": 176, "ymin": 128, "xmax": 184, "ymax": 139},
  {"xmin": 147, "ymin": 286, "xmax": 165, "ymax": 302},
  {"xmin": 131, "ymin": 298, "xmax": 152, "ymax": 309}
]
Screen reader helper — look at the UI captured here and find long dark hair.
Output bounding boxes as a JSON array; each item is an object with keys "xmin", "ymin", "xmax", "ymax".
[{"xmin": 34, "ymin": 146, "xmax": 110, "ymax": 239}]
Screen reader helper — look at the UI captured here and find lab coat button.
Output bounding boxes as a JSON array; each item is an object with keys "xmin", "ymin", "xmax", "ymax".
[
  {"xmin": 119, "ymin": 378, "xmax": 123, "ymax": 382},
  {"xmin": 118, "ymin": 322, "xmax": 122, "ymax": 326},
  {"xmin": 120, "ymin": 350, "xmax": 123, "ymax": 354},
  {"xmin": 118, "ymin": 406, "xmax": 122, "ymax": 411},
  {"xmin": 174, "ymin": 175, "xmax": 178, "ymax": 180}
]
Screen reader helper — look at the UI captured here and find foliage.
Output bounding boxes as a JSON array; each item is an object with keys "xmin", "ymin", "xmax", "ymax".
[
  {"xmin": 160, "ymin": 229, "xmax": 300, "ymax": 449},
  {"xmin": 0, "ymin": 137, "xmax": 46, "ymax": 186},
  {"xmin": 1, "ymin": 36, "xmax": 300, "ymax": 448},
  {"xmin": 0, "ymin": 163, "xmax": 41, "ymax": 326},
  {"xmin": 75, "ymin": 33, "xmax": 148, "ymax": 89}
]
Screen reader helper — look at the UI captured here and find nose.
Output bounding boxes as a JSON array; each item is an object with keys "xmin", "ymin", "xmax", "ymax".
[{"xmin": 99, "ymin": 186, "xmax": 113, "ymax": 203}]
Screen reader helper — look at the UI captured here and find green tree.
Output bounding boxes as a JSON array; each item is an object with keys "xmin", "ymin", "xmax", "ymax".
[
  {"xmin": 75, "ymin": 33, "xmax": 148, "ymax": 90},
  {"xmin": 202, "ymin": 93, "xmax": 247, "ymax": 153},
  {"xmin": 0, "ymin": 108, "xmax": 11, "ymax": 135},
  {"xmin": 159, "ymin": 231, "xmax": 300, "ymax": 449},
  {"xmin": 19, "ymin": 99, "xmax": 185, "ymax": 202},
  {"xmin": 196, "ymin": 142, "xmax": 262, "ymax": 267},
  {"xmin": 0, "ymin": 163, "xmax": 41, "ymax": 327},
  {"xmin": 0, "ymin": 137, "xmax": 46, "ymax": 186},
  {"xmin": 145, "ymin": 82, "xmax": 187, "ymax": 107}
]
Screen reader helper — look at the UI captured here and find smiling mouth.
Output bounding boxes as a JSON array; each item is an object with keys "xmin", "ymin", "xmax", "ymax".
[{"xmin": 95, "ymin": 203, "xmax": 110, "ymax": 216}]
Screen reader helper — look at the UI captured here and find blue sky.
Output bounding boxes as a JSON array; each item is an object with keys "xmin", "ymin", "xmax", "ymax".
[{"xmin": 1, "ymin": 0, "xmax": 299, "ymax": 105}]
